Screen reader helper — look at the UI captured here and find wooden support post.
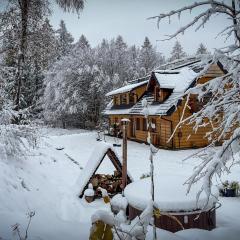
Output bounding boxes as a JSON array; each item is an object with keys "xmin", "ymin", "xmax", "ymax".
[{"xmin": 121, "ymin": 118, "xmax": 130, "ymax": 189}]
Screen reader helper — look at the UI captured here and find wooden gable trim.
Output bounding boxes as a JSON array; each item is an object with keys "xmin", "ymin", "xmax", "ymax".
[
  {"xmin": 146, "ymin": 72, "xmax": 159, "ymax": 92},
  {"xmin": 131, "ymin": 82, "xmax": 148, "ymax": 92}
]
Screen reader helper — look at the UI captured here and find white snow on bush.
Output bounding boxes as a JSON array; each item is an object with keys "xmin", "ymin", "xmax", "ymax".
[
  {"xmin": 124, "ymin": 175, "xmax": 219, "ymax": 212},
  {"xmin": 110, "ymin": 193, "xmax": 128, "ymax": 212},
  {"xmin": 91, "ymin": 210, "xmax": 114, "ymax": 225}
]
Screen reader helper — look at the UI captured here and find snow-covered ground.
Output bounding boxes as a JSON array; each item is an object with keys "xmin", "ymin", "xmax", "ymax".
[{"xmin": 0, "ymin": 129, "xmax": 239, "ymax": 239}]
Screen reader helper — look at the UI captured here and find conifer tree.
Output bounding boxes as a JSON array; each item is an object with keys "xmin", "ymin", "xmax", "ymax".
[
  {"xmin": 196, "ymin": 43, "xmax": 209, "ymax": 55},
  {"xmin": 139, "ymin": 37, "xmax": 160, "ymax": 74},
  {"xmin": 56, "ymin": 20, "xmax": 74, "ymax": 58},
  {"xmin": 169, "ymin": 41, "xmax": 187, "ymax": 62}
]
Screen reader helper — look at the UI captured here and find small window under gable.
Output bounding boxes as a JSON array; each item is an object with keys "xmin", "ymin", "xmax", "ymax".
[
  {"xmin": 120, "ymin": 94, "xmax": 127, "ymax": 105},
  {"xmin": 113, "ymin": 96, "xmax": 117, "ymax": 105},
  {"xmin": 129, "ymin": 92, "xmax": 135, "ymax": 104},
  {"xmin": 154, "ymin": 86, "xmax": 172, "ymax": 103}
]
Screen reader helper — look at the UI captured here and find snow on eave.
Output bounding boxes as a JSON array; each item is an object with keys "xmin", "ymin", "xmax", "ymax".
[
  {"xmin": 105, "ymin": 80, "xmax": 148, "ymax": 97},
  {"xmin": 102, "ymin": 107, "xmax": 132, "ymax": 116}
]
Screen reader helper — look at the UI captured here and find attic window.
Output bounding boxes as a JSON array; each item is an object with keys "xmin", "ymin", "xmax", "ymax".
[
  {"xmin": 129, "ymin": 93, "xmax": 135, "ymax": 104},
  {"xmin": 120, "ymin": 94, "xmax": 127, "ymax": 104},
  {"xmin": 113, "ymin": 96, "xmax": 117, "ymax": 105},
  {"xmin": 154, "ymin": 86, "xmax": 160, "ymax": 101}
]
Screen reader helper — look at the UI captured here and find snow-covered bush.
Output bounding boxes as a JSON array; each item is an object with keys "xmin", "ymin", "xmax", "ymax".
[
  {"xmin": 0, "ymin": 124, "xmax": 37, "ymax": 161},
  {"xmin": 0, "ymin": 75, "xmax": 38, "ymax": 161},
  {"xmin": 91, "ymin": 193, "xmax": 154, "ymax": 240}
]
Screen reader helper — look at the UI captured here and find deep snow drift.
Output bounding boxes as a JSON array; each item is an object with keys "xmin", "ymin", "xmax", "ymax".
[{"xmin": 0, "ymin": 128, "xmax": 239, "ymax": 239}]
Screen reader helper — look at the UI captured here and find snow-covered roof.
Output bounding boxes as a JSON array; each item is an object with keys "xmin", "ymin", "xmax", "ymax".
[
  {"xmin": 76, "ymin": 142, "xmax": 133, "ymax": 197},
  {"xmin": 152, "ymin": 67, "xmax": 198, "ymax": 92},
  {"xmin": 103, "ymin": 60, "xmax": 215, "ymax": 116},
  {"xmin": 102, "ymin": 101, "xmax": 133, "ymax": 115},
  {"xmin": 124, "ymin": 176, "xmax": 219, "ymax": 212},
  {"xmin": 106, "ymin": 80, "xmax": 148, "ymax": 97},
  {"xmin": 129, "ymin": 92, "xmax": 182, "ymax": 116}
]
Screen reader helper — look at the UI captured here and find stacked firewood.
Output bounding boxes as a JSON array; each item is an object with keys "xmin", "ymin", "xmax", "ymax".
[{"xmin": 90, "ymin": 171, "xmax": 122, "ymax": 197}]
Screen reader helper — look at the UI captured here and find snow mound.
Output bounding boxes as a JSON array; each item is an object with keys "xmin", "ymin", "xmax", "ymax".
[
  {"xmin": 176, "ymin": 227, "xmax": 240, "ymax": 240},
  {"xmin": 124, "ymin": 175, "xmax": 219, "ymax": 212}
]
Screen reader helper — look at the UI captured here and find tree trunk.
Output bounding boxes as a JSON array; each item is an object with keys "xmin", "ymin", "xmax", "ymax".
[
  {"xmin": 14, "ymin": 0, "xmax": 29, "ymax": 112},
  {"xmin": 232, "ymin": 0, "xmax": 240, "ymax": 46}
]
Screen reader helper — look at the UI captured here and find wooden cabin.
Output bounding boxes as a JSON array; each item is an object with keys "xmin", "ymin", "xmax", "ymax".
[{"xmin": 103, "ymin": 59, "xmax": 226, "ymax": 149}]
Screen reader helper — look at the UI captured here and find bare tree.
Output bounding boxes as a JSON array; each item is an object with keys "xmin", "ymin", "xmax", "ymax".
[{"xmin": 149, "ymin": 0, "xmax": 240, "ymax": 203}]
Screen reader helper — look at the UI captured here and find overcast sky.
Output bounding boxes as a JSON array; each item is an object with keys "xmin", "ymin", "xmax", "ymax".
[{"xmin": 50, "ymin": 0, "xmax": 232, "ymax": 57}]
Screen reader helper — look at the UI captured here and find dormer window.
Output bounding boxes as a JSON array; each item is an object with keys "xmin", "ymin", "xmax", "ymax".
[
  {"xmin": 120, "ymin": 94, "xmax": 127, "ymax": 104},
  {"xmin": 113, "ymin": 96, "xmax": 117, "ymax": 105},
  {"xmin": 129, "ymin": 93, "xmax": 135, "ymax": 104},
  {"xmin": 154, "ymin": 86, "xmax": 160, "ymax": 101},
  {"xmin": 154, "ymin": 86, "xmax": 172, "ymax": 103}
]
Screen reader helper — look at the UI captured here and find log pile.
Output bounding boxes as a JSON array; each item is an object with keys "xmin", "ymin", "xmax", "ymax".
[{"xmin": 90, "ymin": 171, "xmax": 122, "ymax": 197}]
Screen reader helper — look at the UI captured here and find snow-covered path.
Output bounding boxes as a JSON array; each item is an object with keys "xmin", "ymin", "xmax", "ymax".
[{"xmin": 0, "ymin": 129, "xmax": 239, "ymax": 239}]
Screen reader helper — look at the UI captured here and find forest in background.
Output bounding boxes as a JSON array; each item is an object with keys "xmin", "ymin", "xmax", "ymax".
[{"xmin": 0, "ymin": 3, "xmax": 209, "ymax": 129}]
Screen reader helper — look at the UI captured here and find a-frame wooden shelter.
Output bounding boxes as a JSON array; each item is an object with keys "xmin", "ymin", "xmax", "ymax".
[{"xmin": 78, "ymin": 142, "xmax": 133, "ymax": 198}]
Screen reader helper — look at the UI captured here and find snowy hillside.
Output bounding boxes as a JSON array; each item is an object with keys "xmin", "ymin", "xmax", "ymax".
[{"xmin": 0, "ymin": 129, "xmax": 239, "ymax": 239}]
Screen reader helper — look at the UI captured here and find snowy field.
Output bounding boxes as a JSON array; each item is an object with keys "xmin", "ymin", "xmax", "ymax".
[{"xmin": 0, "ymin": 129, "xmax": 239, "ymax": 239}]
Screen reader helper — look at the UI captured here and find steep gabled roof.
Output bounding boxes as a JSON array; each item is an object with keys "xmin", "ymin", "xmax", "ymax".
[
  {"xmin": 103, "ymin": 57, "xmax": 226, "ymax": 117},
  {"xmin": 129, "ymin": 92, "xmax": 182, "ymax": 116},
  {"xmin": 148, "ymin": 67, "xmax": 198, "ymax": 92}
]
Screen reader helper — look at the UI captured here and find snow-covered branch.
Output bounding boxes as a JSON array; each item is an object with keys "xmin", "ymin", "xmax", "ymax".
[
  {"xmin": 149, "ymin": 0, "xmax": 240, "ymax": 44},
  {"xmin": 150, "ymin": 1, "xmax": 240, "ymax": 202},
  {"xmin": 174, "ymin": 52, "xmax": 240, "ymax": 203}
]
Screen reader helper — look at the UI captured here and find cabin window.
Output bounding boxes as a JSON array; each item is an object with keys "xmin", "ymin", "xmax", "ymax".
[
  {"xmin": 113, "ymin": 96, "xmax": 117, "ymax": 105},
  {"xmin": 129, "ymin": 93, "xmax": 135, "ymax": 104},
  {"xmin": 120, "ymin": 94, "xmax": 127, "ymax": 104},
  {"xmin": 159, "ymin": 90, "xmax": 163, "ymax": 102},
  {"xmin": 136, "ymin": 118, "xmax": 140, "ymax": 130},
  {"xmin": 151, "ymin": 118, "xmax": 156, "ymax": 132},
  {"xmin": 154, "ymin": 86, "xmax": 160, "ymax": 101},
  {"xmin": 155, "ymin": 88, "xmax": 172, "ymax": 103},
  {"xmin": 142, "ymin": 118, "xmax": 148, "ymax": 131}
]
